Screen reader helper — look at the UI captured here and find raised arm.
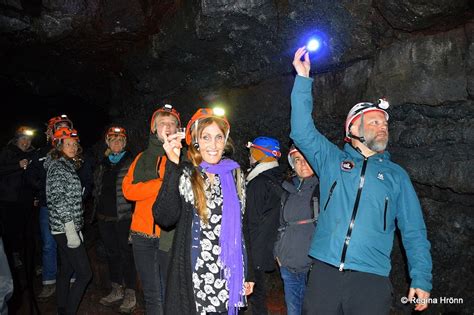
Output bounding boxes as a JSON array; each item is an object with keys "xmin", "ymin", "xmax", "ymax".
[{"xmin": 290, "ymin": 47, "xmax": 342, "ymax": 176}]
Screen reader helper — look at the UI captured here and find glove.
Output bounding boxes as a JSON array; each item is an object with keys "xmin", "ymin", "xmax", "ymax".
[{"xmin": 64, "ymin": 221, "xmax": 81, "ymax": 248}]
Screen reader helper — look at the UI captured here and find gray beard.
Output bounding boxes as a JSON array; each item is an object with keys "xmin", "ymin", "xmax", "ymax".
[{"xmin": 365, "ymin": 137, "xmax": 388, "ymax": 152}]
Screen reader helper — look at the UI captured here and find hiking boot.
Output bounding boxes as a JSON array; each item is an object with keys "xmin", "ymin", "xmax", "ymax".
[
  {"xmin": 99, "ymin": 282, "xmax": 124, "ymax": 306},
  {"xmin": 119, "ymin": 288, "xmax": 136, "ymax": 314},
  {"xmin": 38, "ymin": 284, "xmax": 56, "ymax": 300}
]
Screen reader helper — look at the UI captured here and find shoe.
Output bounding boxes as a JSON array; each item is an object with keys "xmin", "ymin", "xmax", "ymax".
[
  {"xmin": 99, "ymin": 282, "xmax": 124, "ymax": 306},
  {"xmin": 38, "ymin": 284, "xmax": 56, "ymax": 300},
  {"xmin": 119, "ymin": 289, "xmax": 136, "ymax": 314},
  {"xmin": 12, "ymin": 252, "xmax": 23, "ymax": 269}
]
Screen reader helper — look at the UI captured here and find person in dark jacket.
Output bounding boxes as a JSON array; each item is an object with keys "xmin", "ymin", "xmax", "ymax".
[
  {"xmin": 92, "ymin": 126, "xmax": 136, "ymax": 313},
  {"xmin": 30, "ymin": 114, "xmax": 73, "ymax": 300},
  {"xmin": 46, "ymin": 127, "xmax": 92, "ymax": 315},
  {"xmin": 153, "ymin": 108, "xmax": 255, "ymax": 315},
  {"xmin": 274, "ymin": 145, "xmax": 319, "ymax": 315},
  {"xmin": 245, "ymin": 136, "xmax": 283, "ymax": 315},
  {"xmin": 0, "ymin": 126, "xmax": 36, "ymax": 270}
]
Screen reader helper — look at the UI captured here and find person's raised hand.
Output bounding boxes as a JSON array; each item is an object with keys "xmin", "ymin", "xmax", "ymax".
[
  {"xmin": 161, "ymin": 129, "xmax": 181, "ymax": 165},
  {"xmin": 293, "ymin": 46, "xmax": 311, "ymax": 78}
]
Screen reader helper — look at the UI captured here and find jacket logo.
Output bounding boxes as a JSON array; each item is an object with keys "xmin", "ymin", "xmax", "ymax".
[
  {"xmin": 341, "ymin": 160, "xmax": 355, "ymax": 171},
  {"xmin": 377, "ymin": 172, "xmax": 384, "ymax": 180}
]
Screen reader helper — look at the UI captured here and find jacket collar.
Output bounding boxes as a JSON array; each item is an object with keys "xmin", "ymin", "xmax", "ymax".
[
  {"xmin": 246, "ymin": 161, "xmax": 279, "ymax": 183},
  {"xmin": 344, "ymin": 143, "xmax": 391, "ymax": 161},
  {"xmin": 282, "ymin": 175, "xmax": 318, "ymax": 194}
]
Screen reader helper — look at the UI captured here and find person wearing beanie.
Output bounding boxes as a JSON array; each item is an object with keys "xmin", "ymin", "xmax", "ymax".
[
  {"xmin": 122, "ymin": 104, "xmax": 183, "ymax": 314},
  {"xmin": 92, "ymin": 126, "xmax": 137, "ymax": 313},
  {"xmin": 245, "ymin": 136, "xmax": 283, "ymax": 315}
]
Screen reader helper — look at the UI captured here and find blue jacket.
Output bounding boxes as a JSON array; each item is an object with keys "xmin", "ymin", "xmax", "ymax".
[{"xmin": 290, "ymin": 75, "xmax": 432, "ymax": 292}]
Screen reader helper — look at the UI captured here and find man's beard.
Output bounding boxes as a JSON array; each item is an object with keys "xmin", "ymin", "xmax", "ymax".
[{"xmin": 362, "ymin": 128, "xmax": 388, "ymax": 152}]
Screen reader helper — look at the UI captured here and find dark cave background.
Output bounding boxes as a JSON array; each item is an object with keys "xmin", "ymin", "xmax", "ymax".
[{"xmin": 1, "ymin": 0, "xmax": 473, "ymax": 313}]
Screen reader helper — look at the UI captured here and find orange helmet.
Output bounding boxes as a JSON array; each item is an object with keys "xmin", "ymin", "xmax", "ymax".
[
  {"xmin": 185, "ymin": 108, "xmax": 230, "ymax": 146},
  {"xmin": 150, "ymin": 104, "xmax": 181, "ymax": 133},
  {"xmin": 53, "ymin": 127, "xmax": 79, "ymax": 146},
  {"xmin": 47, "ymin": 114, "xmax": 73, "ymax": 132},
  {"xmin": 106, "ymin": 126, "xmax": 127, "ymax": 140},
  {"xmin": 15, "ymin": 126, "xmax": 35, "ymax": 138}
]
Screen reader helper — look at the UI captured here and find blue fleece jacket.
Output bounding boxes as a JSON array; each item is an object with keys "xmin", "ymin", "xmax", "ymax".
[{"xmin": 290, "ymin": 75, "xmax": 432, "ymax": 292}]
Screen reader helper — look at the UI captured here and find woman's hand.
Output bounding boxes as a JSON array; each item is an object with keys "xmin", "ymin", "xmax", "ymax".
[
  {"xmin": 244, "ymin": 282, "xmax": 255, "ymax": 296},
  {"xmin": 293, "ymin": 46, "xmax": 311, "ymax": 78},
  {"xmin": 161, "ymin": 129, "xmax": 182, "ymax": 165}
]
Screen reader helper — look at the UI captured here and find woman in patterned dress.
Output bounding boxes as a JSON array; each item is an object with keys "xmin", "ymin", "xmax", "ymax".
[{"xmin": 153, "ymin": 108, "xmax": 255, "ymax": 315}]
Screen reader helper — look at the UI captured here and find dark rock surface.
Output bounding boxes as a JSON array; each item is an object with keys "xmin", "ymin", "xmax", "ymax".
[{"xmin": 1, "ymin": 0, "xmax": 473, "ymax": 313}]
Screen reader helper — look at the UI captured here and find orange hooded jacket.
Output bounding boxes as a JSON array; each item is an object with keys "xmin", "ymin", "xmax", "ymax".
[{"xmin": 122, "ymin": 152, "xmax": 167, "ymax": 237}]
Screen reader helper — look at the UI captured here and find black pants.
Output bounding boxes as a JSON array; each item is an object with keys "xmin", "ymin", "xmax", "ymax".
[
  {"xmin": 98, "ymin": 219, "xmax": 136, "ymax": 289},
  {"xmin": 54, "ymin": 233, "xmax": 92, "ymax": 315},
  {"xmin": 131, "ymin": 234, "xmax": 170, "ymax": 315},
  {"xmin": 303, "ymin": 259, "xmax": 392, "ymax": 315},
  {"xmin": 0, "ymin": 203, "xmax": 31, "ymax": 254},
  {"xmin": 248, "ymin": 269, "xmax": 273, "ymax": 315}
]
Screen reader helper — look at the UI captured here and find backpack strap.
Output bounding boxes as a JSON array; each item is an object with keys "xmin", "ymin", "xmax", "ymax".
[{"xmin": 280, "ymin": 181, "xmax": 320, "ymax": 229}]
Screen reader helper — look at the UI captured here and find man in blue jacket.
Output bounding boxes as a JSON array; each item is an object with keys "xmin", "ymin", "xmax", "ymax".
[{"xmin": 290, "ymin": 47, "xmax": 432, "ymax": 314}]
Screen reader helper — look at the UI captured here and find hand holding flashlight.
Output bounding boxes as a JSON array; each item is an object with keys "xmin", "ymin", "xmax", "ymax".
[{"xmin": 293, "ymin": 47, "xmax": 311, "ymax": 78}]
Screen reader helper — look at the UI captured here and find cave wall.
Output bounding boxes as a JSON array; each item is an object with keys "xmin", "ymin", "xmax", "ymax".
[{"xmin": 1, "ymin": 0, "xmax": 473, "ymax": 313}]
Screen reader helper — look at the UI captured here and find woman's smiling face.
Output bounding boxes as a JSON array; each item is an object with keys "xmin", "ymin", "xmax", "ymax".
[{"xmin": 198, "ymin": 122, "xmax": 225, "ymax": 164}]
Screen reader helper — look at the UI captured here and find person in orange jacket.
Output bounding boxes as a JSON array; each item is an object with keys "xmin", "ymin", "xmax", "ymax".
[{"xmin": 122, "ymin": 104, "xmax": 183, "ymax": 314}]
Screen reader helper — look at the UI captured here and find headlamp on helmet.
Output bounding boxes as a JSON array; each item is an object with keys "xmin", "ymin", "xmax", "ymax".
[
  {"xmin": 47, "ymin": 114, "xmax": 73, "ymax": 132},
  {"xmin": 106, "ymin": 126, "xmax": 127, "ymax": 140},
  {"xmin": 150, "ymin": 104, "xmax": 181, "ymax": 133},
  {"xmin": 185, "ymin": 107, "xmax": 230, "ymax": 147},
  {"xmin": 16, "ymin": 126, "xmax": 35, "ymax": 138},
  {"xmin": 344, "ymin": 98, "xmax": 390, "ymax": 142},
  {"xmin": 53, "ymin": 127, "xmax": 79, "ymax": 146}
]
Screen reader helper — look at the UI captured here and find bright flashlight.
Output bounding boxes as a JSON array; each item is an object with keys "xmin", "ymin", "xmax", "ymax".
[
  {"xmin": 307, "ymin": 39, "xmax": 321, "ymax": 52},
  {"xmin": 24, "ymin": 129, "xmax": 34, "ymax": 136}
]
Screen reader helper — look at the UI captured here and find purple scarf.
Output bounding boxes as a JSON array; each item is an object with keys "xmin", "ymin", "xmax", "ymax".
[{"xmin": 200, "ymin": 159, "xmax": 243, "ymax": 315}]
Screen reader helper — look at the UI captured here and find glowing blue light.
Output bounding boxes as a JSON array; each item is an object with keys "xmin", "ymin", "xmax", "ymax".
[{"xmin": 307, "ymin": 39, "xmax": 321, "ymax": 52}]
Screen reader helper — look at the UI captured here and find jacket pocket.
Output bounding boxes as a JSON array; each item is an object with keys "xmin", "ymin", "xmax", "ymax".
[
  {"xmin": 383, "ymin": 197, "xmax": 389, "ymax": 231},
  {"xmin": 323, "ymin": 181, "xmax": 337, "ymax": 211}
]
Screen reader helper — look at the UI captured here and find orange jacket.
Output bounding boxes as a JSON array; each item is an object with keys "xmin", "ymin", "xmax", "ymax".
[{"xmin": 122, "ymin": 152, "xmax": 167, "ymax": 237}]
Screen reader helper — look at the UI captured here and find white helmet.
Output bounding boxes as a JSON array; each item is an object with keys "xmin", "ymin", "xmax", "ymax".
[
  {"xmin": 344, "ymin": 99, "xmax": 389, "ymax": 142},
  {"xmin": 287, "ymin": 145, "xmax": 299, "ymax": 169}
]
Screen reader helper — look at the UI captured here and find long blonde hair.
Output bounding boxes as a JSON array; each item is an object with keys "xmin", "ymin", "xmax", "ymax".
[{"xmin": 187, "ymin": 117, "xmax": 234, "ymax": 223}]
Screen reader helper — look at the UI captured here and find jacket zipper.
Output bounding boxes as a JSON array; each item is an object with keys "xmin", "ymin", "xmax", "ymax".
[
  {"xmin": 339, "ymin": 158, "xmax": 368, "ymax": 271},
  {"xmin": 383, "ymin": 197, "xmax": 388, "ymax": 231},
  {"xmin": 323, "ymin": 181, "xmax": 337, "ymax": 211}
]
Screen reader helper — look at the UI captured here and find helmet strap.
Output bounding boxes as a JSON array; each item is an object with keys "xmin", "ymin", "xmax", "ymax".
[{"xmin": 349, "ymin": 113, "xmax": 366, "ymax": 144}]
